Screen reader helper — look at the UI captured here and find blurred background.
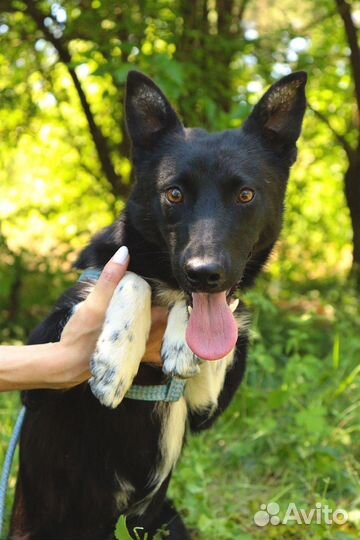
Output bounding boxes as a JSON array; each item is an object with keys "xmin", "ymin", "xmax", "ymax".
[{"xmin": 0, "ymin": 1, "xmax": 359, "ymax": 539}]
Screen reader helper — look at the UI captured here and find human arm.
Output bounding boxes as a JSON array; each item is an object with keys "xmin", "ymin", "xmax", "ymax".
[{"xmin": 0, "ymin": 246, "xmax": 166, "ymax": 392}]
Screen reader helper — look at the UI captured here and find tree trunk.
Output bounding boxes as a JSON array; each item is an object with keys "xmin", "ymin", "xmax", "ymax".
[
  {"xmin": 7, "ymin": 254, "xmax": 23, "ymax": 326},
  {"xmin": 344, "ymin": 153, "xmax": 360, "ymax": 285},
  {"xmin": 335, "ymin": 0, "xmax": 360, "ymax": 284},
  {"xmin": 335, "ymin": 0, "xmax": 360, "ymax": 114},
  {"xmin": 176, "ymin": 0, "xmax": 248, "ymax": 125}
]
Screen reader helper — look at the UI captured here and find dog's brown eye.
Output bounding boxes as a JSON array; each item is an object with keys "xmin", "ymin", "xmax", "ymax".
[
  {"xmin": 237, "ymin": 188, "xmax": 255, "ymax": 204},
  {"xmin": 165, "ymin": 187, "xmax": 184, "ymax": 204}
]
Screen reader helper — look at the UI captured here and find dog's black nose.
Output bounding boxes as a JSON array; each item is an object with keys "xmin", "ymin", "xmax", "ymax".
[{"xmin": 184, "ymin": 258, "xmax": 225, "ymax": 290}]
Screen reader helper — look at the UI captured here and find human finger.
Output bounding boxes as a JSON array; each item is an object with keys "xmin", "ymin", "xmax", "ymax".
[{"xmin": 84, "ymin": 246, "xmax": 129, "ymax": 314}]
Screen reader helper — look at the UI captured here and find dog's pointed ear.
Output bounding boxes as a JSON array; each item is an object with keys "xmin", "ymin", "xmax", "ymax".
[
  {"xmin": 244, "ymin": 71, "xmax": 307, "ymax": 154},
  {"xmin": 125, "ymin": 71, "xmax": 183, "ymax": 148}
]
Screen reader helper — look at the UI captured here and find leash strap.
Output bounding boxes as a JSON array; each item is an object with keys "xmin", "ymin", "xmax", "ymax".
[
  {"xmin": 0, "ymin": 407, "xmax": 26, "ymax": 537},
  {"xmin": 78, "ymin": 267, "xmax": 187, "ymax": 403}
]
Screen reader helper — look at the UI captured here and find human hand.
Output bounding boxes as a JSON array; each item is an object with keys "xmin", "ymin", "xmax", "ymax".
[{"xmin": 54, "ymin": 247, "xmax": 167, "ymax": 388}]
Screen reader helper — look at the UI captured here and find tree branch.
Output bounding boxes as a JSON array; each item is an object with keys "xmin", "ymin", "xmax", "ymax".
[
  {"xmin": 308, "ymin": 103, "xmax": 355, "ymax": 161},
  {"xmin": 297, "ymin": 9, "xmax": 337, "ymax": 34},
  {"xmin": 335, "ymin": 0, "xmax": 360, "ymax": 116},
  {"xmin": 23, "ymin": 0, "xmax": 130, "ymax": 199},
  {"xmin": 238, "ymin": 0, "xmax": 251, "ymax": 23}
]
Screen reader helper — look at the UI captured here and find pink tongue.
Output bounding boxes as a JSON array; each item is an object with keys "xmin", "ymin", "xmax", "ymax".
[{"xmin": 186, "ymin": 292, "xmax": 238, "ymax": 361}]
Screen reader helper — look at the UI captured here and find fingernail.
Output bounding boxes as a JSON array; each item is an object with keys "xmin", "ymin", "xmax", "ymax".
[{"xmin": 112, "ymin": 246, "xmax": 129, "ymax": 265}]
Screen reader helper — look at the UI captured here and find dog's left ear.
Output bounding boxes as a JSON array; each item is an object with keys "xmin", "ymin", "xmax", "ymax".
[
  {"xmin": 244, "ymin": 71, "xmax": 307, "ymax": 157},
  {"xmin": 125, "ymin": 71, "xmax": 183, "ymax": 148}
]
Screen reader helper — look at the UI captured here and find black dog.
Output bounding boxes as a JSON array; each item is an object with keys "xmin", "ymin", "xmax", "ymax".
[{"xmin": 10, "ymin": 70, "xmax": 306, "ymax": 540}]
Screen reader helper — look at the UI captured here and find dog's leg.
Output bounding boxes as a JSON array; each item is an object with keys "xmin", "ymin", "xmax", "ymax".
[
  {"xmin": 89, "ymin": 271, "xmax": 151, "ymax": 408},
  {"xmin": 161, "ymin": 300, "xmax": 200, "ymax": 378},
  {"xmin": 147, "ymin": 499, "xmax": 192, "ymax": 540}
]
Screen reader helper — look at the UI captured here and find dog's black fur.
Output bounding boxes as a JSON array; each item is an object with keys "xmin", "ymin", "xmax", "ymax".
[{"xmin": 10, "ymin": 71, "xmax": 306, "ymax": 540}]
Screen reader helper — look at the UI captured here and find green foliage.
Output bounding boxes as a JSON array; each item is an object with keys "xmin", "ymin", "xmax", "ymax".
[
  {"xmin": 1, "ymin": 1, "xmax": 360, "ymax": 539},
  {"xmin": 115, "ymin": 515, "xmax": 147, "ymax": 540},
  {"xmin": 0, "ymin": 0, "xmax": 358, "ymax": 337}
]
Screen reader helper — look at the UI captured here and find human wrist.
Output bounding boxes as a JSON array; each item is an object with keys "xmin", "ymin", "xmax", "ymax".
[{"xmin": 42, "ymin": 341, "xmax": 90, "ymax": 389}]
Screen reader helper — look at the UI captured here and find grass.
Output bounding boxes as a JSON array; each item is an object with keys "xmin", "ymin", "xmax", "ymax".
[{"xmin": 1, "ymin": 275, "xmax": 360, "ymax": 540}]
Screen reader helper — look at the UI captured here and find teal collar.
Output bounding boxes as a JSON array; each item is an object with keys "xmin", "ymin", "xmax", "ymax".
[
  {"xmin": 78, "ymin": 267, "xmax": 102, "ymax": 282},
  {"xmin": 78, "ymin": 267, "xmax": 187, "ymax": 403},
  {"xmin": 125, "ymin": 377, "xmax": 186, "ymax": 402}
]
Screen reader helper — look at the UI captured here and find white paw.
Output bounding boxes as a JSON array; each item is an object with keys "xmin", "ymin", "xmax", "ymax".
[
  {"xmin": 161, "ymin": 301, "xmax": 200, "ymax": 378},
  {"xmin": 89, "ymin": 272, "xmax": 151, "ymax": 408},
  {"xmin": 90, "ymin": 340, "xmax": 140, "ymax": 408}
]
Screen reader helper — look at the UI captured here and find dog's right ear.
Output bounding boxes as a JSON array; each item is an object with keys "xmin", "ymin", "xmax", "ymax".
[{"xmin": 125, "ymin": 71, "xmax": 183, "ymax": 148}]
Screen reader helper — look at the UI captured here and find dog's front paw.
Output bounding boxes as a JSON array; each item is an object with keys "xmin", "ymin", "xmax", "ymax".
[
  {"xmin": 161, "ymin": 301, "xmax": 200, "ymax": 379},
  {"xmin": 162, "ymin": 345, "xmax": 200, "ymax": 379},
  {"xmin": 89, "ymin": 344, "xmax": 137, "ymax": 409},
  {"xmin": 89, "ymin": 272, "xmax": 151, "ymax": 408}
]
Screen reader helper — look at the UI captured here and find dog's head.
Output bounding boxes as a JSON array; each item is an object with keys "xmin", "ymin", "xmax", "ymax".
[{"xmin": 125, "ymin": 70, "xmax": 307, "ymax": 359}]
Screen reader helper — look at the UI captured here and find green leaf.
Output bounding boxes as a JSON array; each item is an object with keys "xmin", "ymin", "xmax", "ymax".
[{"xmin": 114, "ymin": 516, "xmax": 133, "ymax": 540}]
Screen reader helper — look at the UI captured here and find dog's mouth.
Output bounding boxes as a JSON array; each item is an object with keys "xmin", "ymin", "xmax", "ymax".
[
  {"xmin": 186, "ymin": 287, "xmax": 239, "ymax": 310},
  {"xmin": 184, "ymin": 287, "xmax": 239, "ymax": 361}
]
